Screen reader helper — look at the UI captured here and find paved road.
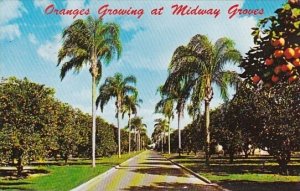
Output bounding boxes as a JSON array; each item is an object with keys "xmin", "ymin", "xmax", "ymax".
[{"xmin": 74, "ymin": 150, "xmax": 222, "ymax": 191}]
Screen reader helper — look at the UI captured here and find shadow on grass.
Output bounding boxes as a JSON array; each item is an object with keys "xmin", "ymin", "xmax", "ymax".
[
  {"xmin": 0, "ymin": 181, "xmax": 32, "ymax": 191},
  {"xmin": 218, "ymin": 180, "xmax": 300, "ymax": 191},
  {"xmin": 0, "ymin": 168, "xmax": 49, "ymax": 178},
  {"xmin": 0, "ymin": 187, "xmax": 33, "ymax": 190},
  {"xmin": 123, "ymin": 182, "xmax": 221, "ymax": 191},
  {"xmin": 189, "ymin": 164, "xmax": 300, "ymax": 176}
]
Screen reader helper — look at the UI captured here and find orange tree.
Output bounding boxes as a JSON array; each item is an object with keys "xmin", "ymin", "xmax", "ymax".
[
  {"xmin": 0, "ymin": 77, "xmax": 58, "ymax": 177},
  {"xmin": 241, "ymin": 1, "xmax": 300, "ymax": 86},
  {"xmin": 251, "ymin": 80, "xmax": 300, "ymax": 175}
]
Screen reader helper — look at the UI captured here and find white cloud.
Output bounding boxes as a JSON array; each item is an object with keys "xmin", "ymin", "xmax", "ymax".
[
  {"xmin": 33, "ymin": 0, "xmax": 53, "ymax": 10},
  {"xmin": 0, "ymin": 0, "xmax": 27, "ymax": 25},
  {"xmin": 28, "ymin": 33, "xmax": 38, "ymax": 44},
  {"xmin": 60, "ymin": 0, "xmax": 87, "ymax": 27},
  {"xmin": 0, "ymin": 24, "xmax": 21, "ymax": 40},
  {"xmin": 37, "ymin": 34, "xmax": 61, "ymax": 63},
  {"xmin": 0, "ymin": 0, "xmax": 26, "ymax": 41}
]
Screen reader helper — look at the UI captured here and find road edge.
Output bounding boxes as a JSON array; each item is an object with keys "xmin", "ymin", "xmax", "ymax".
[
  {"xmin": 164, "ymin": 155, "xmax": 229, "ymax": 191},
  {"xmin": 165, "ymin": 157, "xmax": 211, "ymax": 184},
  {"xmin": 70, "ymin": 151, "xmax": 147, "ymax": 191}
]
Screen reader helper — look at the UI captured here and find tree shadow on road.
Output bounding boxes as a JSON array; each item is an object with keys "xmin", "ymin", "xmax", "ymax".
[
  {"xmin": 131, "ymin": 167, "xmax": 189, "ymax": 177},
  {"xmin": 123, "ymin": 182, "xmax": 221, "ymax": 191},
  {"xmin": 140, "ymin": 161, "xmax": 172, "ymax": 166}
]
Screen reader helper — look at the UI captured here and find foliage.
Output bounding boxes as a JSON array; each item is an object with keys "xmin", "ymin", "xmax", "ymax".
[
  {"xmin": 241, "ymin": 2, "xmax": 300, "ymax": 86},
  {"xmin": 0, "ymin": 77, "xmax": 58, "ymax": 176},
  {"xmin": 97, "ymin": 72, "xmax": 138, "ymax": 157},
  {"xmin": 209, "ymin": 80, "xmax": 300, "ymax": 173},
  {"xmin": 57, "ymin": 16, "xmax": 122, "ymax": 167},
  {"xmin": 164, "ymin": 34, "xmax": 241, "ymax": 162},
  {"xmin": 0, "ymin": 77, "xmax": 128, "ymax": 177}
]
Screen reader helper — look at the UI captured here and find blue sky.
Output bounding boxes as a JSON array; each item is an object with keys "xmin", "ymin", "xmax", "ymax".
[{"xmin": 0, "ymin": 0, "xmax": 285, "ymax": 136}]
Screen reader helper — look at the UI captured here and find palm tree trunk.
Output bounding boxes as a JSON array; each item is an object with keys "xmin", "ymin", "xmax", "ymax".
[
  {"xmin": 161, "ymin": 133, "xmax": 164, "ymax": 153},
  {"xmin": 205, "ymin": 100, "xmax": 211, "ymax": 166},
  {"xmin": 128, "ymin": 114, "xmax": 131, "ymax": 154},
  {"xmin": 178, "ymin": 112, "xmax": 182, "ymax": 156},
  {"xmin": 92, "ymin": 76, "xmax": 96, "ymax": 167},
  {"xmin": 117, "ymin": 101, "xmax": 121, "ymax": 158},
  {"xmin": 138, "ymin": 131, "xmax": 141, "ymax": 151},
  {"xmin": 168, "ymin": 117, "xmax": 171, "ymax": 154}
]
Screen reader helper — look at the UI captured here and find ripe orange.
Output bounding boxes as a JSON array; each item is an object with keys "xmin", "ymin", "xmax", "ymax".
[
  {"xmin": 293, "ymin": 58, "xmax": 300, "ymax": 67},
  {"xmin": 294, "ymin": 47, "xmax": 300, "ymax": 58},
  {"xmin": 278, "ymin": 38, "xmax": 285, "ymax": 47},
  {"xmin": 271, "ymin": 75, "xmax": 279, "ymax": 83},
  {"xmin": 274, "ymin": 50, "xmax": 284, "ymax": 58},
  {"xmin": 281, "ymin": 63, "xmax": 294, "ymax": 72},
  {"xmin": 265, "ymin": 58, "xmax": 274, "ymax": 66},
  {"xmin": 271, "ymin": 39, "xmax": 279, "ymax": 47},
  {"xmin": 252, "ymin": 74, "xmax": 261, "ymax": 84},
  {"xmin": 274, "ymin": 66, "xmax": 281, "ymax": 74},
  {"xmin": 288, "ymin": 75, "xmax": 298, "ymax": 83},
  {"xmin": 284, "ymin": 48, "xmax": 295, "ymax": 59}
]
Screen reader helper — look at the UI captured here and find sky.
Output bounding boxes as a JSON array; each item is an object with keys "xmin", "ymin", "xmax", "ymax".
[{"xmin": 0, "ymin": 0, "xmax": 286, "ymax": 137}]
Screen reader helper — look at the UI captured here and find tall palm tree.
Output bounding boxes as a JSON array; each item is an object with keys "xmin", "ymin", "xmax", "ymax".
[
  {"xmin": 161, "ymin": 75, "xmax": 194, "ymax": 156},
  {"xmin": 154, "ymin": 118, "xmax": 169, "ymax": 153},
  {"xmin": 130, "ymin": 116, "xmax": 147, "ymax": 151},
  {"xmin": 155, "ymin": 96, "xmax": 174, "ymax": 154},
  {"xmin": 96, "ymin": 73, "xmax": 137, "ymax": 158},
  {"xmin": 57, "ymin": 16, "xmax": 122, "ymax": 167},
  {"xmin": 122, "ymin": 93, "xmax": 142, "ymax": 153},
  {"xmin": 169, "ymin": 34, "xmax": 241, "ymax": 165}
]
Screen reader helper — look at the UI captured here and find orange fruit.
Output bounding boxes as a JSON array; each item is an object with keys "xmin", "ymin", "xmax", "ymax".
[
  {"xmin": 293, "ymin": 58, "xmax": 300, "ymax": 67},
  {"xmin": 274, "ymin": 66, "xmax": 281, "ymax": 74},
  {"xmin": 265, "ymin": 58, "xmax": 274, "ymax": 66},
  {"xmin": 278, "ymin": 38, "xmax": 285, "ymax": 47},
  {"xmin": 271, "ymin": 39, "xmax": 279, "ymax": 46},
  {"xmin": 288, "ymin": 75, "xmax": 298, "ymax": 83},
  {"xmin": 294, "ymin": 47, "xmax": 300, "ymax": 58},
  {"xmin": 252, "ymin": 74, "xmax": 261, "ymax": 84},
  {"xmin": 281, "ymin": 63, "xmax": 294, "ymax": 72},
  {"xmin": 274, "ymin": 50, "xmax": 284, "ymax": 58},
  {"xmin": 271, "ymin": 75, "xmax": 279, "ymax": 83},
  {"xmin": 284, "ymin": 48, "xmax": 295, "ymax": 59}
]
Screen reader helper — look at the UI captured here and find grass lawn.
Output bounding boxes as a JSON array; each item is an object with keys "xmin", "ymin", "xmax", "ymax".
[
  {"xmin": 166, "ymin": 153, "xmax": 300, "ymax": 191},
  {"xmin": 0, "ymin": 151, "xmax": 143, "ymax": 191}
]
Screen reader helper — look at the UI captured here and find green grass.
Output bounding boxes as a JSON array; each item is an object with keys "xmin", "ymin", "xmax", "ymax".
[
  {"xmin": 166, "ymin": 153, "xmax": 300, "ymax": 191},
  {"xmin": 0, "ymin": 151, "xmax": 143, "ymax": 191}
]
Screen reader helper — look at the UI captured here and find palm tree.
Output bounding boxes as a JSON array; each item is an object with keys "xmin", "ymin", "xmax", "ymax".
[
  {"xmin": 169, "ymin": 34, "xmax": 241, "ymax": 165},
  {"xmin": 96, "ymin": 73, "xmax": 137, "ymax": 158},
  {"xmin": 154, "ymin": 118, "xmax": 169, "ymax": 153},
  {"xmin": 155, "ymin": 96, "xmax": 174, "ymax": 154},
  {"xmin": 57, "ymin": 16, "xmax": 122, "ymax": 167},
  {"xmin": 160, "ymin": 75, "xmax": 194, "ymax": 156},
  {"xmin": 122, "ymin": 93, "xmax": 142, "ymax": 153},
  {"xmin": 130, "ymin": 116, "xmax": 147, "ymax": 151}
]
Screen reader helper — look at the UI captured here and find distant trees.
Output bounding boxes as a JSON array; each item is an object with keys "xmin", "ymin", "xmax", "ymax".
[
  {"xmin": 97, "ymin": 73, "xmax": 138, "ymax": 158},
  {"xmin": 0, "ymin": 77, "xmax": 142, "ymax": 177}
]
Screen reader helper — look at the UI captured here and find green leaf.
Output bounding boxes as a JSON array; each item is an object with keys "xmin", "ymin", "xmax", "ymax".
[
  {"xmin": 294, "ymin": 21, "xmax": 300, "ymax": 29},
  {"xmin": 283, "ymin": 4, "xmax": 291, "ymax": 11},
  {"xmin": 292, "ymin": 8, "xmax": 300, "ymax": 18}
]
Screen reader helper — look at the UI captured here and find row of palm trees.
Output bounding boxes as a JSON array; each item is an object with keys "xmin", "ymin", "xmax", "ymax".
[
  {"xmin": 155, "ymin": 34, "xmax": 241, "ymax": 165},
  {"xmin": 57, "ymin": 16, "xmax": 147, "ymax": 167}
]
